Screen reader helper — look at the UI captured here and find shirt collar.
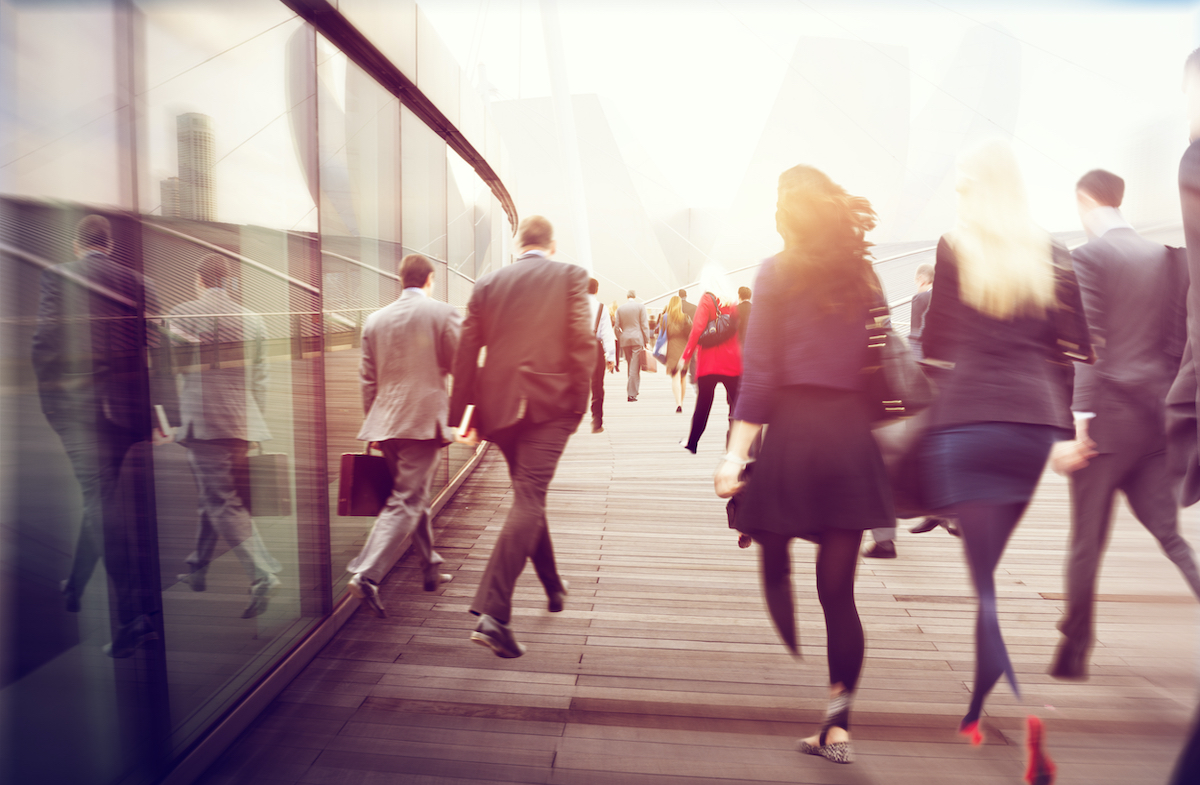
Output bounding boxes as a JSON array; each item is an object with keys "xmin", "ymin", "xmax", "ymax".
[
  {"xmin": 517, "ymin": 249, "xmax": 548, "ymax": 259},
  {"xmin": 403, "ymin": 287, "xmax": 427, "ymax": 297},
  {"xmin": 1083, "ymin": 206, "xmax": 1133, "ymax": 239}
]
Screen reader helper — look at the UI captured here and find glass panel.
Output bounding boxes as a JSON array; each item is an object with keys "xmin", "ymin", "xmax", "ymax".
[
  {"xmin": 314, "ymin": 38, "xmax": 405, "ymax": 596},
  {"xmin": 401, "ymin": 105, "xmax": 447, "ymax": 262},
  {"xmin": 135, "ymin": 0, "xmax": 325, "ymax": 760}
]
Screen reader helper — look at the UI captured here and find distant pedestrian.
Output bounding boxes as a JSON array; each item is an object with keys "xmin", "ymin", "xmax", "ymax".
[
  {"xmin": 679, "ymin": 289, "xmax": 698, "ymax": 387},
  {"xmin": 588, "ymin": 278, "xmax": 616, "ymax": 433},
  {"xmin": 715, "ymin": 165, "xmax": 892, "ymax": 765},
  {"xmin": 736, "ymin": 286, "xmax": 752, "ymax": 347},
  {"xmin": 907, "ymin": 263, "xmax": 934, "ymax": 360},
  {"xmin": 616, "ymin": 290, "xmax": 651, "ymax": 402},
  {"xmin": 662, "ymin": 295, "xmax": 692, "ymax": 413},
  {"xmin": 677, "ymin": 266, "xmax": 741, "ymax": 454},
  {"xmin": 921, "ymin": 139, "xmax": 1091, "ymax": 763}
]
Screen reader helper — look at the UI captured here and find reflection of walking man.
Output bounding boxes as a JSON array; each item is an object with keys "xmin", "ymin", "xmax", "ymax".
[
  {"xmin": 33, "ymin": 215, "xmax": 177, "ymax": 657},
  {"xmin": 171, "ymin": 255, "xmax": 282, "ymax": 618},
  {"xmin": 1050, "ymin": 170, "xmax": 1200, "ymax": 679},
  {"xmin": 451, "ymin": 216, "xmax": 593, "ymax": 658},
  {"xmin": 616, "ymin": 290, "xmax": 650, "ymax": 402},
  {"xmin": 345, "ymin": 254, "xmax": 459, "ymax": 617}
]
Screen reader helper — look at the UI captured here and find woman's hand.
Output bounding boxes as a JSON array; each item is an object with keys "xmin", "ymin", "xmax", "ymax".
[
  {"xmin": 675, "ymin": 357, "xmax": 687, "ymax": 375},
  {"xmin": 714, "ymin": 459, "xmax": 746, "ymax": 498}
]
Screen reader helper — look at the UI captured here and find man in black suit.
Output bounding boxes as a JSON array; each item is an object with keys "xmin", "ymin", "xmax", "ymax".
[
  {"xmin": 1050, "ymin": 169, "xmax": 1200, "ymax": 680},
  {"xmin": 736, "ymin": 286, "xmax": 752, "ymax": 347},
  {"xmin": 32, "ymin": 215, "xmax": 177, "ymax": 657},
  {"xmin": 451, "ymin": 215, "xmax": 594, "ymax": 658}
]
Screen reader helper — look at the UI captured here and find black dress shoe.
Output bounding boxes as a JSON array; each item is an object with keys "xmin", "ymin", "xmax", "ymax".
[
  {"xmin": 61, "ymin": 580, "xmax": 81, "ymax": 613},
  {"xmin": 863, "ymin": 541, "xmax": 897, "ymax": 559},
  {"xmin": 1049, "ymin": 639, "xmax": 1089, "ymax": 680},
  {"xmin": 471, "ymin": 614, "xmax": 526, "ymax": 658},
  {"xmin": 349, "ymin": 573, "xmax": 387, "ymax": 617},
  {"xmin": 547, "ymin": 579, "xmax": 569, "ymax": 612},
  {"xmin": 627, "ymin": 396, "xmax": 637, "ymax": 402},
  {"xmin": 909, "ymin": 517, "xmax": 942, "ymax": 534},
  {"xmin": 104, "ymin": 615, "xmax": 159, "ymax": 658}
]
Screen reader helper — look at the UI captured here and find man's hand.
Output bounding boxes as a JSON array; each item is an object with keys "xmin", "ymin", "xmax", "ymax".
[
  {"xmin": 606, "ymin": 361, "xmax": 614, "ymax": 372},
  {"xmin": 1051, "ymin": 438, "xmax": 1097, "ymax": 475},
  {"xmin": 675, "ymin": 358, "xmax": 687, "ymax": 375},
  {"xmin": 455, "ymin": 427, "xmax": 479, "ymax": 446},
  {"xmin": 714, "ymin": 459, "xmax": 746, "ymax": 498},
  {"xmin": 151, "ymin": 427, "xmax": 174, "ymax": 447}
]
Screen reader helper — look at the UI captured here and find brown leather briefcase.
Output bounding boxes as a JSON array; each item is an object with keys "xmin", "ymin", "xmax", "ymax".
[
  {"xmin": 234, "ymin": 446, "xmax": 292, "ymax": 518},
  {"xmin": 337, "ymin": 447, "xmax": 392, "ymax": 517}
]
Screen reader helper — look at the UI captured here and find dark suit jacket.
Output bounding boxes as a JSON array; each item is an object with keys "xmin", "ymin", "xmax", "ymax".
[
  {"xmin": 31, "ymin": 250, "xmax": 178, "ymax": 439},
  {"xmin": 1071, "ymin": 229, "xmax": 1187, "ymax": 453},
  {"xmin": 909, "ymin": 288, "xmax": 931, "ymax": 342},
  {"xmin": 680, "ymin": 298, "xmax": 697, "ymax": 320},
  {"xmin": 923, "ymin": 237, "xmax": 1091, "ymax": 435},
  {"xmin": 736, "ymin": 300, "xmax": 751, "ymax": 346},
  {"xmin": 1168, "ymin": 139, "xmax": 1200, "ymax": 504},
  {"xmin": 449, "ymin": 252, "xmax": 594, "ymax": 439}
]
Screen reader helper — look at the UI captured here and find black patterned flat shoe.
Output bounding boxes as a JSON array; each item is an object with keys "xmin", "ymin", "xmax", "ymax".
[{"xmin": 797, "ymin": 734, "xmax": 854, "ymax": 764}]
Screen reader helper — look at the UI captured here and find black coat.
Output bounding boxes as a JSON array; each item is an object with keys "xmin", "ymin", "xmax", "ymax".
[{"xmin": 449, "ymin": 253, "xmax": 594, "ymax": 439}]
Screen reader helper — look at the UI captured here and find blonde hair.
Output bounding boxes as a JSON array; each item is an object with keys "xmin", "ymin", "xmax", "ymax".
[
  {"xmin": 666, "ymin": 295, "xmax": 684, "ymax": 329},
  {"xmin": 949, "ymin": 139, "xmax": 1055, "ymax": 320}
]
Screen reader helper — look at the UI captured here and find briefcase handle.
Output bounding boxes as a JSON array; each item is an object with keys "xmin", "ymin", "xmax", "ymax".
[{"xmin": 363, "ymin": 441, "xmax": 381, "ymax": 457}]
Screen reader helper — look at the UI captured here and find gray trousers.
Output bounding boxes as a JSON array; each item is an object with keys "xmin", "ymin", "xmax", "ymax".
[
  {"xmin": 185, "ymin": 438, "xmax": 281, "ymax": 586},
  {"xmin": 346, "ymin": 438, "xmax": 444, "ymax": 584},
  {"xmin": 1060, "ymin": 436, "xmax": 1200, "ymax": 652},
  {"xmin": 623, "ymin": 344, "xmax": 643, "ymax": 399}
]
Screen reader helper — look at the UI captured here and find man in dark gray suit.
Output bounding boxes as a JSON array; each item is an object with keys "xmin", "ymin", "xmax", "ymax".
[
  {"xmin": 615, "ymin": 290, "xmax": 650, "ymax": 401},
  {"xmin": 345, "ymin": 254, "xmax": 460, "ymax": 618},
  {"xmin": 171, "ymin": 254, "xmax": 282, "ymax": 618},
  {"xmin": 451, "ymin": 215, "xmax": 593, "ymax": 658},
  {"xmin": 1050, "ymin": 169, "xmax": 1200, "ymax": 680}
]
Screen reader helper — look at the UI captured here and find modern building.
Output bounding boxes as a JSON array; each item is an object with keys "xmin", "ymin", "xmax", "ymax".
[{"xmin": 0, "ymin": 2, "xmax": 513, "ymax": 784}]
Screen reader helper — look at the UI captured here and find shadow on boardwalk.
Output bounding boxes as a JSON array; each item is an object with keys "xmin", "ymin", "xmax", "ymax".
[{"xmin": 200, "ymin": 370, "xmax": 1200, "ymax": 785}]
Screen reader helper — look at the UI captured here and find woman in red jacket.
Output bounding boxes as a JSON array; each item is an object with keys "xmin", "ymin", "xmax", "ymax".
[{"xmin": 676, "ymin": 266, "xmax": 742, "ymax": 454}]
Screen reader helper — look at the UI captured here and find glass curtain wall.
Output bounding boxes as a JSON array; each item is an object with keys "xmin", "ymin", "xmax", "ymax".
[{"xmin": 0, "ymin": 1, "xmax": 507, "ymax": 784}]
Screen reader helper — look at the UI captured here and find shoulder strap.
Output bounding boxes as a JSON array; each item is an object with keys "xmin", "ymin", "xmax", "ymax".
[{"xmin": 593, "ymin": 302, "xmax": 603, "ymax": 335}]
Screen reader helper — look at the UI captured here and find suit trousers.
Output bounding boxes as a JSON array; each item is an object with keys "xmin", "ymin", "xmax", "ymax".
[
  {"xmin": 346, "ymin": 438, "xmax": 444, "ymax": 584},
  {"xmin": 1061, "ymin": 435, "xmax": 1200, "ymax": 652},
  {"xmin": 590, "ymin": 346, "xmax": 606, "ymax": 428},
  {"xmin": 470, "ymin": 415, "xmax": 574, "ymax": 624},
  {"xmin": 184, "ymin": 438, "xmax": 281, "ymax": 586},
  {"xmin": 622, "ymin": 344, "xmax": 643, "ymax": 399},
  {"xmin": 61, "ymin": 416, "xmax": 145, "ymax": 627}
]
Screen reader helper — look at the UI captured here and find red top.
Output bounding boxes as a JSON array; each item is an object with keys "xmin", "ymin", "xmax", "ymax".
[{"xmin": 681, "ymin": 293, "xmax": 743, "ymax": 378}]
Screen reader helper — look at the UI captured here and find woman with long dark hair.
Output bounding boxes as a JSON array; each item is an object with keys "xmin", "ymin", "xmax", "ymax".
[
  {"xmin": 715, "ymin": 165, "xmax": 892, "ymax": 765},
  {"xmin": 921, "ymin": 139, "xmax": 1089, "ymax": 778}
]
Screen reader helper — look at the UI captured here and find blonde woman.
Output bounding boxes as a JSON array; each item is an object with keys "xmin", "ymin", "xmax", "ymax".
[
  {"xmin": 662, "ymin": 295, "xmax": 692, "ymax": 412},
  {"xmin": 921, "ymin": 139, "xmax": 1090, "ymax": 769}
]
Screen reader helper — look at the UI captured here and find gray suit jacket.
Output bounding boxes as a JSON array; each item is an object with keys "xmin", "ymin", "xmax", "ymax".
[
  {"xmin": 1072, "ymin": 228, "xmax": 1188, "ymax": 453},
  {"xmin": 169, "ymin": 286, "xmax": 270, "ymax": 443},
  {"xmin": 616, "ymin": 299, "xmax": 650, "ymax": 348},
  {"xmin": 358, "ymin": 289, "xmax": 463, "ymax": 444}
]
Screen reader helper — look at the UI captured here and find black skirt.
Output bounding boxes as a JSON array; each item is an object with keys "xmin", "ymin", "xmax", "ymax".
[{"xmin": 736, "ymin": 385, "xmax": 893, "ymax": 541}]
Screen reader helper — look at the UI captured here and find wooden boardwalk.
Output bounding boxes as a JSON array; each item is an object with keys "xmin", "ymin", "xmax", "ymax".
[{"xmin": 198, "ymin": 369, "xmax": 1200, "ymax": 785}]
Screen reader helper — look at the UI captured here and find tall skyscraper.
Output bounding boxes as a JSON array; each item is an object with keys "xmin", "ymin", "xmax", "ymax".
[{"xmin": 176, "ymin": 112, "xmax": 215, "ymax": 221}]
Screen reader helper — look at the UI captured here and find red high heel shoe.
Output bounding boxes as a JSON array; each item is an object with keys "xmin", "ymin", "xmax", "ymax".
[
  {"xmin": 1024, "ymin": 715, "xmax": 1056, "ymax": 785},
  {"xmin": 959, "ymin": 719, "xmax": 984, "ymax": 746}
]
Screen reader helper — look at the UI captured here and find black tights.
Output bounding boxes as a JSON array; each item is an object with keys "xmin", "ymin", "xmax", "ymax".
[
  {"xmin": 956, "ymin": 500, "xmax": 1027, "ymax": 728},
  {"xmin": 686, "ymin": 374, "xmax": 739, "ymax": 451},
  {"xmin": 754, "ymin": 529, "xmax": 865, "ymax": 698}
]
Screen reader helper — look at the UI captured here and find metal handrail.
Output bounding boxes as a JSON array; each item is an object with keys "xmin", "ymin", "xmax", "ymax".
[{"xmin": 144, "ymin": 222, "xmax": 320, "ymax": 295}]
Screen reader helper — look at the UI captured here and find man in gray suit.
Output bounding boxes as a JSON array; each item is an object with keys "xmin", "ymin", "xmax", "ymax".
[
  {"xmin": 346, "ymin": 254, "xmax": 461, "ymax": 617},
  {"xmin": 1050, "ymin": 169, "xmax": 1200, "ymax": 680},
  {"xmin": 171, "ymin": 254, "xmax": 282, "ymax": 618},
  {"xmin": 616, "ymin": 290, "xmax": 650, "ymax": 401}
]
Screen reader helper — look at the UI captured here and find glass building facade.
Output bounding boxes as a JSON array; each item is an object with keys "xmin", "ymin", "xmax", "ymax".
[{"xmin": 0, "ymin": 2, "xmax": 512, "ymax": 783}]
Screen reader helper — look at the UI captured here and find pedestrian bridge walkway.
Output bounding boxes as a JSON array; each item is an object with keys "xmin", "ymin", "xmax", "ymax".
[{"xmin": 199, "ymin": 370, "xmax": 1200, "ymax": 785}]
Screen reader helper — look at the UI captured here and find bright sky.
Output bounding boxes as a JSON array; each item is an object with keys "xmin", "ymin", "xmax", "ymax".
[{"xmin": 422, "ymin": 0, "xmax": 1200, "ymax": 234}]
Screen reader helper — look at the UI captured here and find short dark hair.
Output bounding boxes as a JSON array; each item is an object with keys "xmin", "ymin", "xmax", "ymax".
[
  {"xmin": 1076, "ymin": 169, "xmax": 1124, "ymax": 208},
  {"xmin": 516, "ymin": 215, "xmax": 553, "ymax": 248},
  {"xmin": 197, "ymin": 254, "xmax": 228, "ymax": 289},
  {"xmin": 678, "ymin": 289, "xmax": 688, "ymax": 299},
  {"xmin": 588, "ymin": 277, "xmax": 599, "ymax": 295},
  {"xmin": 738, "ymin": 286, "xmax": 751, "ymax": 300},
  {"xmin": 75, "ymin": 214, "xmax": 112, "ymax": 251},
  {"xmin": 399, "ymin": 254, "xmax": 435, "ymax": 289}
]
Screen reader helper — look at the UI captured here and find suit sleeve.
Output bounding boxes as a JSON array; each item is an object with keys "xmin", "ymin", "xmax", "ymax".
[
  {"xmin": 251, "ymin": 315, "xmax": 269, "ymax": 417},
  {"xmin": 1070, "ymin": 247, "xmax": 1103, "ymax": 413},
  {"xmin": 639, "ymin": 304, "xmax": 650, "ymax": 346},
  {"xmin": 921, "ymin": 238, "xmax": 959, "ymax": 363},
  {"xmin": 30, "ymin": 267, "xmax": 64, "ymax": 394},
  {"xmin": 359, "ymin": 321, "xmax": 377, "ymax": 417},
  {"xmin": 439, "ymin": 306, "xmax": 463, "ymax": 378},
  {"xmin": 449, "ymin": 283, "xmax": 486, "ymax": 425},
  {"xmin": 565, "ymin": 267, "xmax": 595, "ymax": 402},
  {"xmin": 596, "ymin": 301, "xmax": 616, "ymax": 362}
]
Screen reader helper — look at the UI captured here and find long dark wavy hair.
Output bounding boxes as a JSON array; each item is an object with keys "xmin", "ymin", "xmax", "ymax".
[{"xmin": 774, "ymin": 165, "xmax": 878, "ymax": 312}]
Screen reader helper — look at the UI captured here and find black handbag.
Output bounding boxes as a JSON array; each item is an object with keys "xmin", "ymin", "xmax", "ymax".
[
  {"xmin": 863, "ymin": 303, "xmax": 936, "ymax": 424},
  {"xmin": 698, "ymin": 294, "xmax": 738, "ymax": 347}
]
